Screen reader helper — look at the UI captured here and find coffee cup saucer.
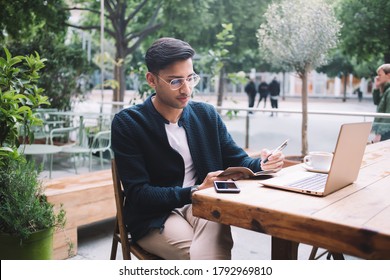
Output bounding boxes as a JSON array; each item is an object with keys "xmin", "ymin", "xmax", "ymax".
[{"xmin": 302, "ymin": 163, "xmax": 329, "ymax": 174}]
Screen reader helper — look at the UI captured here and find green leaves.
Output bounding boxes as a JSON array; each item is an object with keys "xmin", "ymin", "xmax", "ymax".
[
  {"xmin": 0, "ymin": 158, "xmax": 66, "ymax": 239},
  {"xmin": 257, "ymin": 0, "xmax": 341, "ymax": 75},
  {"xmin": 0, "ymin": 47, "xmax": 49, "ymax": 154},
  {"xmin": 337, "ymin": 0, "xmax": 390, "ymax": 63}
]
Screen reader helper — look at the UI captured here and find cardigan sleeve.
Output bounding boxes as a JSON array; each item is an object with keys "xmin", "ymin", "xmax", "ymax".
[{"xmin": 111, "ymin": 111, "xmax": 192, "ymax": 217}]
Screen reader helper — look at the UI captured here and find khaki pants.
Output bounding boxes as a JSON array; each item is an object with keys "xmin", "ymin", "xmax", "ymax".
[{"xmin": 137, "ymin": 204, "xmax": 233, "ymax": 260}]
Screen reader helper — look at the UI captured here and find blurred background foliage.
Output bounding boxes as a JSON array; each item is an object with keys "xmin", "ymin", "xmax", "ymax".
[{"xmin": 0, "ymin": 0, "xmax": 389, "ymax": 107}]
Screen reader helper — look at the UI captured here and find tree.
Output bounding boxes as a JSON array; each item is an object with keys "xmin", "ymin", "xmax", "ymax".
[
  {"xmin": 67, "ymin": 0, "xmax": 167, "ymax": 103},
  {"xmin": 6, "ymin": 33, "xmax": 92, "ymax": 111},
  {"xmin": 0, "ymin": 0, "xmax": 68, "ymax": 42},
  {"xmin": 204, "ymin": 23, "xmax": 235, "ymax": 109},
  {"xmin": 317, "ymin": 49, "xmax": 354, "ymax": 102},
  {"xmin": 67, "ymin": 0, "xmax": 221, "ymax": 102},
  {"xmin": 337, "ymin": 0, "xmax": 390, "ymax": 64},
  {"xmin": 257, "ymin": 0, "xmax": 341, "ymax": 156},
  {"xmin": 1, "ymin": 1, "xmax": 91, "ymax": 111}
]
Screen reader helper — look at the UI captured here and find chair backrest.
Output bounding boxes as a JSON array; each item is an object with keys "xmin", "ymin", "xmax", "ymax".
[
  {"xmin": 49, "ymin": 126, "xmax": 80, "ymax": 146},
  {"xmin": 91, "ymin": 130, "xmax": 111, "ymax": 152},
  {"xmin": 111, "ymin": 159, "xmax": 162, "ymax": 260}
]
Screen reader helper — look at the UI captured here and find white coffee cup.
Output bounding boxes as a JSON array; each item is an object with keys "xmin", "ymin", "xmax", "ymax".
[{"xmin": 303, "ymin": 151, "xmax": 333, "ymax": 171}]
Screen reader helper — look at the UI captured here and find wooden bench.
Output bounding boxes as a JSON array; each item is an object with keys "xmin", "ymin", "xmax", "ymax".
[{"xmin": 44, "ymin": 169, "xmax": 115, "ymax": 259}]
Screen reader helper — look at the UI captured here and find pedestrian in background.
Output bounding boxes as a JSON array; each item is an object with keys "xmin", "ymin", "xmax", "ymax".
[
  {"xmin": 257, "ymin": 77, "xmax": 269, "ymax": 109},
  {"xmin": 372, "ymin": 63, "xmax": 390, "ymax": 142},
  {"xmin": 244, "ymin": 77, "xmax": 257, "ymax": 114},
  {"xmin": 353, "ymin": 87, "xmax": 363, "ymax": 102},
  {"xmin": 268, "ymin": 77, "xmax": 280, "ymax": 116}
]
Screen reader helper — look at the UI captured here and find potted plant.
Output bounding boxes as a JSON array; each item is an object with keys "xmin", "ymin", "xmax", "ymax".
[{"xmin": 0, "ymin": 47, "xmax": 66, "ymax": 259}]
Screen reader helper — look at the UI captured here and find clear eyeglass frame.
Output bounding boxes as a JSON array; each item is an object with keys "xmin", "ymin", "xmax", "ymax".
[{"xmin": 156, "ymin": 74, "xmax": 201, "ymax": 90}]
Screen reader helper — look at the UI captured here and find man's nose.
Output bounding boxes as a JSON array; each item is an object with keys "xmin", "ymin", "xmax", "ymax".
[{"xmin": 180, "ymin": 79, "xmax": 192, "ymax": 93}]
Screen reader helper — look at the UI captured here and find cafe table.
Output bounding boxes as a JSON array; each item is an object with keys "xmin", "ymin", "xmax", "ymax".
[
  {"xmin": 192, "ymin": 140, "xmax": 390, "ymax": 260},
  {"xmin": 18, "ymin": 144, "xmax": 63, "ymax": 179}
]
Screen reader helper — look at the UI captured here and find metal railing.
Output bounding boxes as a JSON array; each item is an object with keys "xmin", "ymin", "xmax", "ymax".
[{"xmin": 216, "ymin": 106, "xmax": 390, "ymax": 149}]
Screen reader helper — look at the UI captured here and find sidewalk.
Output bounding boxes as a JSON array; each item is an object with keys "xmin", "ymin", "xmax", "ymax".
[{"xmin": 41, "ymin": 91, "xmax": 375, "ymax": 260}]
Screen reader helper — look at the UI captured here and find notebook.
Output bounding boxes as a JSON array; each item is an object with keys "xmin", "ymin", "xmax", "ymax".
[{"xmin": 261, "ymin": 122, "xmax": 372, "ymax": 196}]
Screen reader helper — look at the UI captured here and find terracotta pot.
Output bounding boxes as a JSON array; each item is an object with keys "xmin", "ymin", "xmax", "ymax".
[{"xmin": 283, "ymin": 155, "xmax": 304, "ymax": 168}]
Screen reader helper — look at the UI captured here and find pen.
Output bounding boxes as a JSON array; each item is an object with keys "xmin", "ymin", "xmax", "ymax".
[{"xmin": 262, "ymin": 139, "xmax": 289, "ymax": 164}]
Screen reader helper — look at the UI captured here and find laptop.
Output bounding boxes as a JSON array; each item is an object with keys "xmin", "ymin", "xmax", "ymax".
[{"xmin": 261, "ymin": 122, "xmax": 372, "ymax": 196}]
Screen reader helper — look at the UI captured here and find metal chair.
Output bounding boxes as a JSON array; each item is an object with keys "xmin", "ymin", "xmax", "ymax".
[
  {"xmin": 110, "ymin": 159, "xmax": 162, "ymax": 260},
  {"xmin": 50, "ymin": 127, "xmax": 112, "ymax": 173}
]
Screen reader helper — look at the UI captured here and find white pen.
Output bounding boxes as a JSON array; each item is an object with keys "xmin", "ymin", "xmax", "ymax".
[{"xmin": 262, "ymin": 139, "xmax": 289, "ymax": 164}]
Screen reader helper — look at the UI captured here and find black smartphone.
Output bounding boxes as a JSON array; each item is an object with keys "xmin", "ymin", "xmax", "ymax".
[{"xmin": 214, "ymin": 181, "xmax": 241, "ymax": 193}]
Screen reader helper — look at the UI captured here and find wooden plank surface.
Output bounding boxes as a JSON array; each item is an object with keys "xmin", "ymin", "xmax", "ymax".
[
  {"xmin": 44, "ymin": 169, "xmax": 116, "ymax": 259},
  {"xmin": 192, "ymin": 140, "xmax": 390, "ymax": 259}
]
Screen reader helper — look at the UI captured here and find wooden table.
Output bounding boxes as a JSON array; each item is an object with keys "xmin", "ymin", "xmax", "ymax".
[{"xmin": 192, "ymin": 140, "xmax": 390, "ymax": 259}]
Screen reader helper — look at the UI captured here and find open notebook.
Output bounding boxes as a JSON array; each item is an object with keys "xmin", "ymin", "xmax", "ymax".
[{"xmin": 260, "ymin": 122, "xmax": 372, "ymax": 196}]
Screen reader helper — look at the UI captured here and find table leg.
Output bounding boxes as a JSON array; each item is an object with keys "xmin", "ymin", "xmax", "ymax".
[
  {"xmin": 271, "ymin": 236, "xmax": 299, "ymax": 260},
  {"xmin": 49, "ymin": 154, "xmax": 53, "ymax": 179}
]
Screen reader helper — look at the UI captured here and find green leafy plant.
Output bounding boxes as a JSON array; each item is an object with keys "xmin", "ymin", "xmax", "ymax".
[
  {"xmin": 0, "ymin": 158, "xmax": 66, "ymax": 240},
  {"xmin": 0, "ymin": 47, "xmax": 66, "ymax": 243},
  {"xmin": 0, "ymin": 47, "xmax": 49, "ymax": 164}
]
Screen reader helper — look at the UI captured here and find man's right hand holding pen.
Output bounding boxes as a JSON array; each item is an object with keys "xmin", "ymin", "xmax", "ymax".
[{"xmin": 260, "ymin": 139, "xmax": 289, "ymax": 172}]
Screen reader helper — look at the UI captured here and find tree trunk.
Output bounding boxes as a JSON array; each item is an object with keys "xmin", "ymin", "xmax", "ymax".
[
  {"xmin": 342, "ymin": 72, "xmax": 348, "ymax": 102},
  {"xmin": 217, "ymin": 66, "xmax": 225, "ymax": 113},
  {"xmin": 282, "ymin": 71, "xmax": 286, "ymax": 101},
  {"xmin": 113, "ymin": 60, "xmax": 126, "ymax": 102},
  {"xmin": 112, "ymin": 61, "xmax": 125, "ymax": 112},
  {"xmin": 301, "ymin": 71, "xmax": 308, "ymax": 156}
]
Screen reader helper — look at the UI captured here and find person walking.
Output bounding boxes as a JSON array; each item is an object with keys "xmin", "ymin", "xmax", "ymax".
[
  {"xmin": 268, "ymin": 77, "xmax": 281, "ymax": 116},
  {"xmin": 372, "ymin": 63, "xmax": 390, "ymax": 142},
  {"xmin": 244, "ymin": 77, "xmax": 257, "ymax": 114},
  {"xmin": 257, "ymin": 77, "xmax": 269, "ymax": 109}
]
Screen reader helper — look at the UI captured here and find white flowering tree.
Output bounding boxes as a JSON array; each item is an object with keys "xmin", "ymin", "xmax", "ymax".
[{"xmin": 257, "ymin": 0, "xmax": 341, "ymax": 156}]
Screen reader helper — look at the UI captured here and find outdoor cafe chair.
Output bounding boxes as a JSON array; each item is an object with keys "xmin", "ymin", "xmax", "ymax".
[
  {"xmin": 110, "ymin": 159, "xmax": 163, "ymax": 260},
  {"xmin": 50, "ymin": 127, "xmax": 113, "ymax": 173}
]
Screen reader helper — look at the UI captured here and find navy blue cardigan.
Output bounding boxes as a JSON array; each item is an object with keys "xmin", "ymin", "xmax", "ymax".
[{"xmin": 111, "ymin": 95, "xmax": 261, "ymax": 241}]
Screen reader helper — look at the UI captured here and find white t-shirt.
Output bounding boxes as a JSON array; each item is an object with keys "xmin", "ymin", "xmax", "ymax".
[{"xmin": 165, "ymin": 122, "xmax": 197, "ymax": 187}]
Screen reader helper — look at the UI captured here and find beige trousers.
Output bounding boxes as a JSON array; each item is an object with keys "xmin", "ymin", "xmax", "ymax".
[{"xmin": 137, "ymin": 204, "xmax": 233, "ymax": 260}]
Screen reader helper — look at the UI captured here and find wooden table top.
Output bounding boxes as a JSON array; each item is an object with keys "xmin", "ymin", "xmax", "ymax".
[{"xmin": 192, "ymin": 140, "xmax": 390, "ymax": 259}]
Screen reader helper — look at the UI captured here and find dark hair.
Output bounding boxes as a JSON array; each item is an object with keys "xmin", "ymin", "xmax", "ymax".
[{"xmin": 145, "ymin": 37, "xmax": 195, "ymax": 73}]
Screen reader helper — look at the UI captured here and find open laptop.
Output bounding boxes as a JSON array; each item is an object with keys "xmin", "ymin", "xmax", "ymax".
[{"xmin": 261, "ymin": 122, "xmax": 372, "ymax": 196}]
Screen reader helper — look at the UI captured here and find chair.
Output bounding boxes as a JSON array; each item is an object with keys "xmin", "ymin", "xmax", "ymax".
[
  {"xmin": 110, "ymin": 159, "xmax": 162, "ymax": 260},
  {"xmin": 50, "ymin": 127, "xmax": 113, "ymax": 173},
  {"xmin": 309, "ymin": 247, "xmax": 344, "ymax": 260}
]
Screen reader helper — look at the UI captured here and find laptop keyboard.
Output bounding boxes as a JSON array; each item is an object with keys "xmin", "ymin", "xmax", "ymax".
[{"xmin": 289, "ymin": 173, "xmax": 328, "ymax": 191}]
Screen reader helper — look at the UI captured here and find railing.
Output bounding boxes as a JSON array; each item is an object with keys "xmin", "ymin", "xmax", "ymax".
[{"xmin": 216, "ymin": 106, "xmax": 390, "ymax": 150}]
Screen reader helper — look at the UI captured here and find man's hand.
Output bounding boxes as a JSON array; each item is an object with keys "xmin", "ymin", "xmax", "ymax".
[
  {"xmin": 372, "ymin": 134, "xmax": 381, "ymax": 143},
  {"xmin": 198, "ymin": 171, "xmax": 244, "ymax": 190},
  {"xmin": 260, "ymin": 148, "xmax": 285, "ymax": 172}
]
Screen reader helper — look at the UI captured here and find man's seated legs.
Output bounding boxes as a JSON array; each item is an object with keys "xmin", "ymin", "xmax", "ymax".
[{"xmin": 137, "ymin": 205, "xmax": 233, "ymax": 260}]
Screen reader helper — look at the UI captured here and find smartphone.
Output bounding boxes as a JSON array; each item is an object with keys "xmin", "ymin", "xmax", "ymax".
[{"xmin": 214, "ymin": 181, "xmax": 241, "ymax": 193}]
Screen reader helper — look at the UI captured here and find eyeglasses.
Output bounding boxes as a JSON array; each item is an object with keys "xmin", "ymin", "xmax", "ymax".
[{"xmin": 156, "ymin": 74, "xmax": 201, "ymax": 90}]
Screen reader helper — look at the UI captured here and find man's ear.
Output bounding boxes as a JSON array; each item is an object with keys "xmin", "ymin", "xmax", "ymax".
[{"xmin": 146, "ymin": 72, "xmax": 157, "ymax": 88}]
